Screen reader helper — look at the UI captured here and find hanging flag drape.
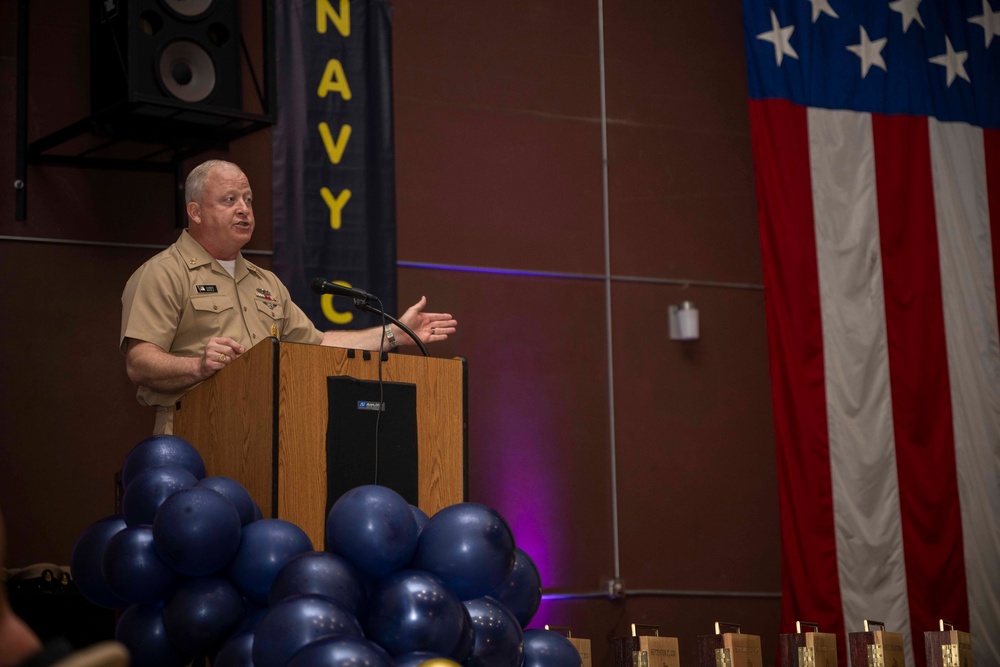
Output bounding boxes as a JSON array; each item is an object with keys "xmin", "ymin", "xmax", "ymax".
[
  {"xmin": 272, "ymin": 0, "xmax": 398, "ymax": 330},
  {"xmin": 742, "ymin": 1, "xmax": 1000, "ymax": 666}
]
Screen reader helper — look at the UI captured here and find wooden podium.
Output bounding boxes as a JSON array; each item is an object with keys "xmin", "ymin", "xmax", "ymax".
[{"xmin": 172, "ymin": 338, "xmax": 467, "ymax": 548}]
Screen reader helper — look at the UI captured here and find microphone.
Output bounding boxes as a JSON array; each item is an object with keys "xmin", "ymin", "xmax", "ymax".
[{"xmin": 311, "ymin": 277, "xmax": 376, "ymax": 302}]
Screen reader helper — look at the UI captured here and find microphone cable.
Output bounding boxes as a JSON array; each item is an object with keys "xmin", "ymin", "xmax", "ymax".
[{"xmin": 372, "ymin": 297, "xmax": 387, "ymax": 486}]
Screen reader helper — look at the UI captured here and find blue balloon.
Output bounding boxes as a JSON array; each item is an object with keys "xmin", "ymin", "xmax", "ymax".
[
  {"xmin": 121, "ymin": 435, "xmax": 206, "ymax": 489},
  {"xmin": 489, "ymin": 547, "xmax": 542, "ymax": 628},
  {"xmin": 234, "ymin": 602, "xmax": 269, "ymax": 636},
  {"xmin": 269, "ymin": 551, "xmax": 366, "ymax": 618},
  {"xmin": 122, "ymin": 466, "xmax": 199, "ymax": 527},
  {"xmin": 251, "ymin": 595, "xmax": 363, "ymax": 667},
  {"xmin": 227, "ymin": 519, "xmax": 313, "ymax": 605},
  {"xmin": 162, "ymin": 576, "xmax": 245, "ymax": 658},
  {"xmin": 197, "ymin": 476, "xmax": 257, "ymax": 526},
  {"xmin": 326, "ymin": 485, "xmax": 419, "ymax": 579},
  {"xmin": 451, "ymin": 602, "xmax": 475, "ymax": 662},
  {"xmin": 70, "ymin": 514, "xmax": 129, "ymax": 609},
  {"xmin": 102, "ymin": 525, "xmax": 177, "ymax": 605},
  {"xmin": 412, "ymin": 503, "xmax": 516, "ymax": 601},
  {"xmin": 213, "ymin": 633, "xmax": 255, "ymax": 667},
  {"xmin": 210, "ymin": 603, "xmax": 267, "ymax": 666},
  {"xmin": 522, "ymin": 629, "xmax": 582, "ymax": 667},
  {"xmin": 115, "ymin": 604, "xmax": 188, "ymax": 667},
  {"xmin": 410, "ymin": 504, "xmax": 429, "ymax": 531},
  {"xmin": 461, "ymin": 597, "xmax": 523, "ymax": 667},
  {"xmin": 364, "ymin": 570, "xmax": 466, "ymax": 657},
  {"xmin": 153, "ymin": 486, "xmax": 242, "ymax": 576},
  {"xmin": 285, "ymin": 635, "xmax": 395, "ymax": 667}
]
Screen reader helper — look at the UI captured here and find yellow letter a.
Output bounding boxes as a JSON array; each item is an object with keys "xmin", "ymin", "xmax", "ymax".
[{"xmin": 317, "ymin": 59, "xmax": 352, "ymax": 100}]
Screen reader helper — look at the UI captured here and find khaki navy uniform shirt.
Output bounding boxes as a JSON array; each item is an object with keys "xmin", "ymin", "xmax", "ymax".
[{"xmin": 121, "ymin": 230, "xmax": 323, "ymax": 419}]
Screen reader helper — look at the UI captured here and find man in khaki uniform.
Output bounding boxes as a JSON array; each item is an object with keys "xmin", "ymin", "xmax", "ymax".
[{"xmin": 121, "ymin": 159, "xmax": 457, "ymax": 434}]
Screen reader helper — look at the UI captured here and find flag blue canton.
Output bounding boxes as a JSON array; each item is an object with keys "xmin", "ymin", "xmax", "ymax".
[{"xmin": 743, "ymin": 0, "xmax": 1000, "ymax": 128}]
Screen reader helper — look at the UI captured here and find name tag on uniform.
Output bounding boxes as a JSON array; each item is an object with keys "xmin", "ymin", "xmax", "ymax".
[{"xmin": 196, "ymin": 285, "xmax": 218, "ymax": 293}]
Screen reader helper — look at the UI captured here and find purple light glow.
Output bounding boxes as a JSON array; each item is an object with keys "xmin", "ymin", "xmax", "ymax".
[{"xmin": 474, "ymin": 357, "xmax": 571, "ymax": 595}]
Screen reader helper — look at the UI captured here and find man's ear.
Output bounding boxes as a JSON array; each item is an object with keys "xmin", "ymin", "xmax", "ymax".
[{"xmin": 187, "ymin": 201, "xmax": 201, "ymax": 225}]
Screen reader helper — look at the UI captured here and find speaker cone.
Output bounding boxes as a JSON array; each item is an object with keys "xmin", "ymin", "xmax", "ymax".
[
  {"xmin": 158, "ymin": 40, "xmax": 216, "ymax": 102},
  {"xmin": 160, "ymin": 0, "xmax": 214, "ymax": 18}
]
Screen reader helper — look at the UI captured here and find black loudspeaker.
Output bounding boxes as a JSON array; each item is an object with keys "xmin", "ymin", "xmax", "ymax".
[{"xmin": 90, "ymin": 0, "xmax": 242, "ymax": 117}]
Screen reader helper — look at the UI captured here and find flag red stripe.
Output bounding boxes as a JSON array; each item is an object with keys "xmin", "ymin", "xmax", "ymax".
[
  {"xmin": 748, "ymin": 98, "xmax": 845, "ymax": 656},
  {"xmin": 988, "ymin": 129, "xmax": 1000, "ymax": 324},
  {"xmin": 872, "ymin": 114, "xmax": 969, "ymax": 665}
]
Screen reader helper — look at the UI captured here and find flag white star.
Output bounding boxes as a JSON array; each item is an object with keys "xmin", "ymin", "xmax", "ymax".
[
  {"xmin": 968, "ymin": 0, "xmax": 1000, "ymax": 48},
  {"xmin": 846, "ymin": 26, "xmax": 888, "ymax": 78},
  {"xmin": 756, "ymin": 10, "xmax": 799, "ymax": 66},
  {"xmin": 928, "ymin": 35, "xmax": 971, "ymax": 86},
  {"xmin": 809, "ymin": 0, "xmax": 839, "ymax": 22},
  {"xmin": 890, "ymin": 0, "xmax": 925, "ymax": 33}
]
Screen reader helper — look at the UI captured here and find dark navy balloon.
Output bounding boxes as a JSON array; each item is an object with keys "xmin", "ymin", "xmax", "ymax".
[
  {"xmin": 268, "ymin": 550, "xmax": 367, "ymax": 618},
  {"xmin": 461, "ymin": 597, "xmax": 524, "ymax": 667},
  {"xmin": 212, "ymin": 604, "xmax": 267, "ymax": 667},
  {"xmin": 488, "ymin": 547, "xmax": 542, "ymax": 628},
  {"xmin": 326, "ymin": 485, "xmax": 419, "ymax": 579},
  {"xmin": 251, "ymin": 595, "xmax": 363, "ymax": 667},
  {"xmin": 412, "ymin": 503, "xmax": 516, "ymax": 601},
  {"xmin": 410, "ymin": 504, "xmax": 429, "ymax": 532},
  {"xmin": 122, "ymin": 465, "xmax": 199, "ymax": 527},
  {"xmin": 102, "ymin": 525, "xmax": 177, "ymax": 605},
  {"xmin": 70, "ymin": 514, "xmax": 129, "ymax": 609},
  {"xmin": 196, "ymin": 476, "xmax": 257, "ymax": 526},
  {"xmin": 450, "ymin": 602, "xmax": 475, "ymax": 663},
  {"xmin": 121, "ymin": 435, "xmax": 205, "ymax": 489},
  {"xmin": 152, "ymin": 486, "xmax": 242, "ymax": 576},
  {"xmin": 364, "ymin": 569, "xmax": 466, "ymax": 657},
  {"xmin": 522, "ymin": 629, "xmax": 582, "ymax": 667},
  {"xmin": 115, "ymin": 604, "xmax": 188, "ymax": 667},
  {"xmin": 285, "ymin": 635, "xmax": 395, "ymax": 667},
  {"xmin": 227, "ymin": 519, "xmax": 313, "ymax": 605},
  {"xmin": 162, "ymin": 576, "xmax": 245, "ymax": 658},
  {"xmin": 213, "ymin": 633, "xmax": 255, "ymax": 667}
]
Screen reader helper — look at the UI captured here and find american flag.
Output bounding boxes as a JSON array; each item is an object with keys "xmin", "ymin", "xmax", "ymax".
[{"xmin": 742, "ymin": 1, "xmax": 1000, "ymax": 665}]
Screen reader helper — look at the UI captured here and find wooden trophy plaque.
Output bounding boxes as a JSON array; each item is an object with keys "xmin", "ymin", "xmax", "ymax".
[
  {"xmin": 779, "ymin": 622, "xmax": 838, "ymax": 667},
  {"xmin": 924, "ymin": 620, "xmax": 974, "ymax": 667},
  {"xmin": 613, "ymin": 624, "xmax": 681, "ymax": 667},
  {"xmin": 545, "ymin": 625, "xmax": 593, "ymax": 667},
  {"xmin": 848, "ymin": 620, "xmax": 906, "ymax": 667},
  {"xmin": 697, "ymin": 622, "xmax": 763, "ymax": 667}
]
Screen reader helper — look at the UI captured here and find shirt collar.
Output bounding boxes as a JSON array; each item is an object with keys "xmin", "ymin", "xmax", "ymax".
[{"xmin": 177, "ymin": 230, "xmax": 261, "ymax": 280}]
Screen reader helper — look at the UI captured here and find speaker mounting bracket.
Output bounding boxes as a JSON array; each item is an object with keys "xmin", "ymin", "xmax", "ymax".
[{"xmin": 14, "ymin": 0, "xmax": 277, "ymax": 225}]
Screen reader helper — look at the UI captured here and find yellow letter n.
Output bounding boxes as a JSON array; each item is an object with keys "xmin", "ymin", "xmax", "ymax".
[{"xmin": 317, "ymin": 0, "xmax": 350, "ymax": 37}]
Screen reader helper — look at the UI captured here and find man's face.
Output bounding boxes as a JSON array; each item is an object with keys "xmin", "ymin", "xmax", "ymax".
[{"xmin": 188, "ymin": 164, "xmax": 255, "ymax": 260}]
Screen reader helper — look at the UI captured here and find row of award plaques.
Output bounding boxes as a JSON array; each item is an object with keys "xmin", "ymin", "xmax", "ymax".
[{"xmin": 578, "ymin": 619, "xmax": 975, "ymax": 667}]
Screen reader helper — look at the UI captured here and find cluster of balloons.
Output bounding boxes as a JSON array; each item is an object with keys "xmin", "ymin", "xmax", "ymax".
[{"xmin": 71, "ymin": 435, "xmax": 580, "ymax": 667}]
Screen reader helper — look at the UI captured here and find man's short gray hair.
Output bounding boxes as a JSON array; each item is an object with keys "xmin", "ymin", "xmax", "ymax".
[{"xmin": 185, "ymin": 159, "xmax": 242, "ymax": 204}]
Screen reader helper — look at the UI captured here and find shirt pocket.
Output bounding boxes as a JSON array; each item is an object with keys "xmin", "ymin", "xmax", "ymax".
[
  {"xmin": 189, "ymin": 294, "xmax": 238, "ymax": 339},
  {"xmin": 253, "ymin": 298, "xmax": 284, "ymax": 321}
]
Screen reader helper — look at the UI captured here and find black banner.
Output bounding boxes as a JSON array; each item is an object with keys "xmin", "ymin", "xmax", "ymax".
[{"xmin": 272, "ymin": 0, "xmax": 397, "ymax": 330}]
